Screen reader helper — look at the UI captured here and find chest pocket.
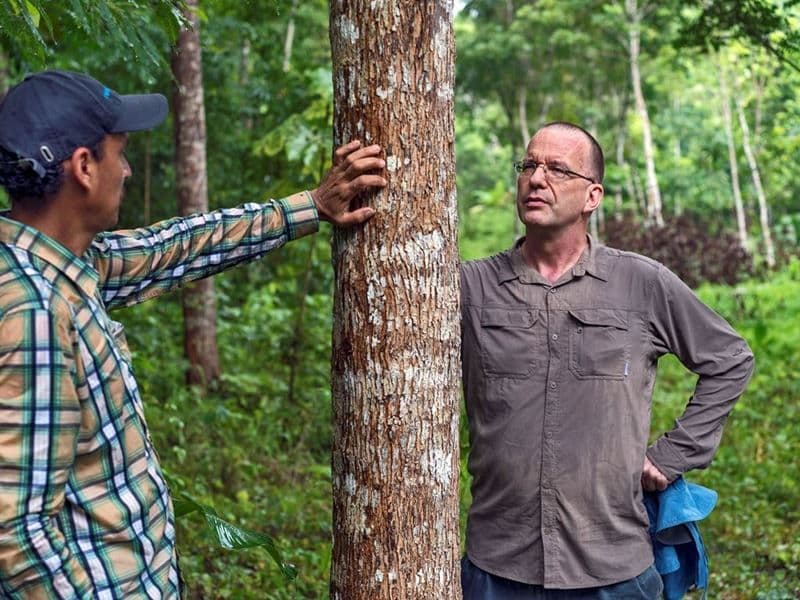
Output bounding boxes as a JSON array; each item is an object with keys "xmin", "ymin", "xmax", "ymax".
[
  {"xmin": 568, "ymin": 308, "xmax": 630, "ymax": 380},
  {"xmin": 479, "ymin": 307, "xmax": 538, "ymax": 378}
]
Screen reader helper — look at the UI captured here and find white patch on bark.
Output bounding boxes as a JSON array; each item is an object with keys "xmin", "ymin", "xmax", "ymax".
[
  {"xmin": 344, "ymin": 473, "xmax": 356, "ymax": 495},
  {"xmin": 385, "ymin": 155, "xmax": 398, "ymax": 172},
  {"xmin": 421, "ymin": 447, "xmax": 453, "ymax": 488},
  {"xmin": 375, "ymin": 569, "xmax": 384, "ymax": 583},
  {"xmin": 434, "ymin": 23, "xmax": 449, "ymax": 60},
  {"xmin": 335, "ymin": 15, "xmax": 360, "ymax": 43},
  {"xmin": 437, "ymin": 83, "xmax": 454, "ymax": 101},
  {"xmin": 402, "ymin": 64, "xmax": 412, "ymax": 90}
]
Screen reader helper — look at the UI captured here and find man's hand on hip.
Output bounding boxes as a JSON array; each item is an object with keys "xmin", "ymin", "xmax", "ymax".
[
  {"xmin": 310, "ymin": 140, "xmax": 387, "ymax": 227},
  {"xmin": 642, "ymin": 456, "xmax": 669, "ymax": 492}
]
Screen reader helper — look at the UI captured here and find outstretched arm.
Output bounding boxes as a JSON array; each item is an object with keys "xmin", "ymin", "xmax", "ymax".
[{"xmin": 94, "ymin": 140, "xmax": 386, "ymax": 309}]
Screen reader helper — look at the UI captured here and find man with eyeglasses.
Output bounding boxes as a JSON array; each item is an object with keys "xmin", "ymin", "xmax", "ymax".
[{"xmin": 459, "ymin": 121, "xmax": 753, "ymax": 598}]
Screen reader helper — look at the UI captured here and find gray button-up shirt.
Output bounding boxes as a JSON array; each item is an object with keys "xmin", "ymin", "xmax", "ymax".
[{"xmin": 460, "ymin": 238, "xmax": 754, "ymax": 589}]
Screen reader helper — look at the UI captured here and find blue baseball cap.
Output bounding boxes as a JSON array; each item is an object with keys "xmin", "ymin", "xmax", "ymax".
[{"xmin": 0, "ymin": 69, "xmax": 167, "ymax": 176}]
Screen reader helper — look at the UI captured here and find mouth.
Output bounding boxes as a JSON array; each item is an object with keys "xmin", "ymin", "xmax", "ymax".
[{"xmin": 522, "ymin": 195, "xmax": 550, "ymax": 208}]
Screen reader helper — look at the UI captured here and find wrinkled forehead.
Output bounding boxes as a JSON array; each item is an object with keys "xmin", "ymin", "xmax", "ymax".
[{"xmin": 526, "ymin": 128, "xmax": 591, "ymax": 167}]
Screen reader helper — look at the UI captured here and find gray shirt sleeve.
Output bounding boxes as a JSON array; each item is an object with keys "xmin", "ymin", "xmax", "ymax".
[{"xmin": 645, "ymin": 264, "xmax": 754, "ymax": 480}]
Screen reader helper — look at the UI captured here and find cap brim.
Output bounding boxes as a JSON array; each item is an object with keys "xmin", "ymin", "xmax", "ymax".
[{"xmin": 111, "ymin": 93, "xmax": 168, "ymax": 133}]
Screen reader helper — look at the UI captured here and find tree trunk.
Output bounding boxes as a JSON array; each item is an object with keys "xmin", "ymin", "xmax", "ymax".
[
  {"xmin": 143, "ymin": 133, "xmax": 152, "ymax": 225},
  {"xmin": 625, "ymin": 0, "xmax": 663, "ymax": 226},
  {"xmin": 734, "ymin": 94, "xmax": 775, "ymax": 268},
  {"xmin": 172, "ymin": 0, "xmax": 221, "ymax": 388},
  {"xmin": 239, "ymin": 39, "xmax": 254, "ymax": 131},
  {"xmin": 282, "ymin": 0, "xmax": 299, "ymax": 72},
  {"xmin": 329, "ymin": 2, "xmax": 461, "ymax": 599},
  {"xmin": 717, "ymin": 62, "xmax": 748, "ymax": 250}
]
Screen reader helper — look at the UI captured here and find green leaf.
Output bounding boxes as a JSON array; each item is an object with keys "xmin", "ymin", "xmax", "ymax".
[
  {"xmin": 23, "ymin": 0, "xmax": 39, "ymax": 26},
  {"xmin": 173, "ymin": 492, "xmax": 298, "ymax": 581}
]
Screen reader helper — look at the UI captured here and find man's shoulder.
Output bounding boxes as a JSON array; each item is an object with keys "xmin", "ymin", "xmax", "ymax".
[
  {"xmin": 595, "ymin": 243, "xmax": 665, "ymax": 279},
  {"xmin": 460, "ymin": 249, "xmax": 514, "ymax": 280},
  {"xmin": 0, "ymin": 244, "xmax": 63, "ymax": 318}
]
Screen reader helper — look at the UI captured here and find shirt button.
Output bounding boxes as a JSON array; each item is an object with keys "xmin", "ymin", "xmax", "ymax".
[
  {"xmin": 549, "ymin": 288, "xmax": 557, "ymax": 294},
  {"xmin": 549, "ymin": 381, "xmax": 557, "ymax": 389},
  {"xmin": 576, "ymin": 327, "xmax": 583, "ymax": 334},
  {"xmin": 551, "ymin": 333, "xmax": 558, "ymax": 341}
]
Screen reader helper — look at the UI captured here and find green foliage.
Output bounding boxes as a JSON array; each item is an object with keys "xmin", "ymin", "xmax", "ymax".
[
  {"xmin": 0, "ymin": 0, "xmax": 185, "ymax": 70},
  {"xmin": 677, "ymin": 0, "xmax": 800, "ymax": 72}
]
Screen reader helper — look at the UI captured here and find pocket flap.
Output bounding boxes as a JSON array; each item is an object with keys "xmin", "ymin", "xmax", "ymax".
[
  {"xmin": 480, "ymin": 308, "xmax": 537, "ymax": 328},
  {"xmin": 568, "ymin": 308, "xmax": 628, "ymax": 330}
]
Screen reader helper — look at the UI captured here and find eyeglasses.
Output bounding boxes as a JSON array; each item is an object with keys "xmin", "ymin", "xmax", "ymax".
[{"xmin": 513, "ymin": 159, "xmax": 596, "ymax": 184}]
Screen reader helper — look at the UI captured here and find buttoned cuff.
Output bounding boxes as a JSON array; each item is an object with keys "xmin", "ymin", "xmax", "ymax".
[
  {"xmin": 276, "ymin": 191, "xmax": 319, "ymax": 241},
  {"xmin": 646, "ymin": 438, "xmax": 689, "ymax": 483}
]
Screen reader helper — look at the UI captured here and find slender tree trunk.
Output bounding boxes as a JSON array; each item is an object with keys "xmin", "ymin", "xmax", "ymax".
[
  {"xmin": 734, "ymin": 94, "xmax": 775, "ymax": 268},
  {"xmin": 632, "ymin": 167, "xmax": 646, "ymax": 216},
  {"xmin": 717, "ymin": 62, "xmax": 748, "ymax": 250},
  {"xmin": 282, "ymin": 0, "xmax": 299, "ymax": 72},
  {"xmin": 172, "ymin": 0, "xmax": 221, "ymax": 388},
  {"xmin": 143, "ymin": 133, "xmax": 152, "ymax": 225},
  {"xmin": 625, "ymin": 0, "xmax": 662, "ymax": 226},
  {"xmin": 239, "ymin": 39, "xmax": 254, "ymax": 131},
  {"xmin": 517, "ymin": 88, "xmax": 531, "ymax": 148},
  {"xmin": 329, "ymin": 2, "xmax": 461, "ymax": 598},
  {"xmin": 612, "ymin": 89, "xmax": 629, "ymax": 220}
]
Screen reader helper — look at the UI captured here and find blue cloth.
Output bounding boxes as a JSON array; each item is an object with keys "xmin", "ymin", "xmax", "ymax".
[{"xmin": 643, "ymin": 478, "xmax": 717, "ymax": 600}]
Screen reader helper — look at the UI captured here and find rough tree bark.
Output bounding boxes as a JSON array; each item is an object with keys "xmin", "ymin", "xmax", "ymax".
[
  {"xmin": 625, "ymin": 0, "xmax": 663, "ymax": 226},
  {"xmin": 172, "ymin": 0, "xmax": 221, "ymax": 388},
  {"xmin": 329, "ymin": 2, "xmax": 461, "ymax": 599}
]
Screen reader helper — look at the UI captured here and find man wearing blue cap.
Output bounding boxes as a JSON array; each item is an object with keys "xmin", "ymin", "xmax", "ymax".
[{"xmin": 0, "ymin": 70, "xmax": 385, "ymax": 598}]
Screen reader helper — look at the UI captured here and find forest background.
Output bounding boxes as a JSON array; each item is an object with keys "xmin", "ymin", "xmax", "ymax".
[{"xmin": 0, "ymin": 0, "xmax": 798, "ymax": 598}]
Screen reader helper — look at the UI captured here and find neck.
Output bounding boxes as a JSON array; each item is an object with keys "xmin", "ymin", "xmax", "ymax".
[
  {"xmin": 9, "ymin": 195, "xmax": 94, "ymax": 257},
  {"xmin": 520, "ymin": 225, "xmax": 589, "ymax": 284}
]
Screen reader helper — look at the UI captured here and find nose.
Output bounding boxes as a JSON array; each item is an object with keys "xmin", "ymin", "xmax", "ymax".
[{"xmin": 527, "ymin": 163, "xmax": 547, "ymax": 187}]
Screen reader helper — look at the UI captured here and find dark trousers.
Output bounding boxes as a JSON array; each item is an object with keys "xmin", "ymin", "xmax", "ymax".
[{"xmin": 461, "ymin": 556, "xmax": 664, "ymax": 600}]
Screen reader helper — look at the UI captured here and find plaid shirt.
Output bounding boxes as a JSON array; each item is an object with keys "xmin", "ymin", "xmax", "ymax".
[{"xmin": 0, "ymin": 192, "xmax": 318, "ymax": 599}]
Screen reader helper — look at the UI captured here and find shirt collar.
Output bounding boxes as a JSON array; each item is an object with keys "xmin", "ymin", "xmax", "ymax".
[
  {"xmin": 498, "ymin": 233, "xmax": 609, "ymax": 285},
  {"xmin": 0, "ymin": 213, "xmax": 100, "ymax": 298}
]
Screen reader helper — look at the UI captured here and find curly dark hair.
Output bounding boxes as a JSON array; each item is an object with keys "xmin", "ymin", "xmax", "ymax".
[{"xmin": 0, "ymin": 142, "xmax": 104, "ymax": 201}]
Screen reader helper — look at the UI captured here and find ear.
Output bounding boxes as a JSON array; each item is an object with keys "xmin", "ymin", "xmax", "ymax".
[
  {"xmin": 583, "ymin": 183, "xmax": 603, "ymax": 215},
  {"xmin": 66, "ymin": 146, "xmax": 96, "ymax": 193}
]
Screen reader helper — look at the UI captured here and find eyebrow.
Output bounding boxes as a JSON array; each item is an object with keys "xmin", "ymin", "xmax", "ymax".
[{"xmin": 527, "ymin": 157, "xmax": 572, "ymax": 169}]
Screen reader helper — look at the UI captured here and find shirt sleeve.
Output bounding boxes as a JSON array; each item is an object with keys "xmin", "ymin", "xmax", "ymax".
[
  {"xmin": 91, "ymin": 192, "xmax": 319, "ymax": 309},
  {"xmin": 0, "ymin": 308, "xmax": 92, "ymax": 598},
  {"xmin": 645, "ymin": 265, "xmax": 755, "ymax": 481}
]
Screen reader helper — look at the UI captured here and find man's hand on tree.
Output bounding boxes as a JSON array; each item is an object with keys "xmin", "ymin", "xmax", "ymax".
[
  {"xmin": 641, "ymin": 456, "xmax": 669, "ymax": 492},
  {"xmin": 310, "ymin": 140, "xmax": 386, "ymax": 227}
]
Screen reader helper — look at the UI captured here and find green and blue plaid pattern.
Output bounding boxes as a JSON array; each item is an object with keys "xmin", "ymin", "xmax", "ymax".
[{"xmin": 0, "ymin": 192, "xmax": 317, "ymax": 598}]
